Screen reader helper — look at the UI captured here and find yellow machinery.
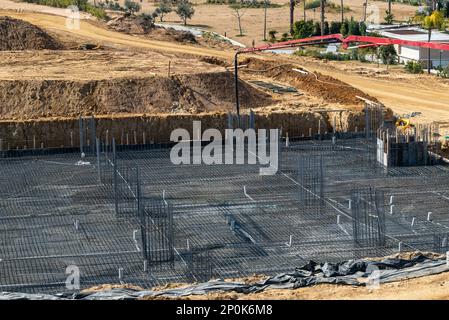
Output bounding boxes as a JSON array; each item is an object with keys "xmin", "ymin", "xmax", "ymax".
[
  {"xmin": 395, "ymin": 118, "xmax": 413, "ymax": 132},
  {"xmin": 395, "ymin": 112, "xmax": 421, "ymax": 132}
]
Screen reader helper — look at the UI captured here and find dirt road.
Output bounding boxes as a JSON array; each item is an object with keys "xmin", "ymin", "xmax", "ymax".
[
  {"xmin": 0, "ymin": 10, "xmax": 232, "ymax": 59},
  {"xmin": 289, "ymin": 58, "xmax": 449, "ymax": 124}
]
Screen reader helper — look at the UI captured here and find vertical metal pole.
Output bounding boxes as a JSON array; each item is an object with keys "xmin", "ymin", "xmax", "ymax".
[
  {"xmin": 365, "ymin": 104, "xmax": 370, "ymax": 140},
  {"xmin": 79, "ymin": 115, "xmax": 84, "ymax": 156},
  {"xmin": 234, "ymin": 52, "xmax": 241, "ymax": 128},
  {"xmin": 96, "ymin": 138, "xmax": 101, "ymax": 182},
  {"xmin": 137, "ymin": 166, "xmax": 141, "ymax": 220},
  {"xmin": 113, "ymin": 138, "xmax": 118, "ymax": 215},
  {"xmin": 90, "ymin": 115, "xmax": 96, "ymax": 154},
  {"xmin": 249, "ymin": 109, "xmax": 255, "ymax": 130}
]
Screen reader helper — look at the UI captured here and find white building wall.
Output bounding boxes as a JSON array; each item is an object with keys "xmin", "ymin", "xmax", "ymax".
[{"xmin": 398, "ymin": 45, "xmax": 449, "ymax": 68}]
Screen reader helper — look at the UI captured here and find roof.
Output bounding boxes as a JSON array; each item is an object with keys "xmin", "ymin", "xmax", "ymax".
[{"xmin": 368, "ymin": 24, "xmax": 449, "ymax": 43}]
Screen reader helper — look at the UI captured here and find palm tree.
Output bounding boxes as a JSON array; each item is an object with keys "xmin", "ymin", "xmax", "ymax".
[
  {"xmin": 341, "ymin": 0, "xmax": 344, "ymax": 23},
  {"xmin": 320, "ymin": 0, "xmax": 325, "ymax": 35},
  {"xmin": 303, "ymin": 0, "xmax": 306, "ymax": 21},
  {"xmin": 290, "ymin": 0, "xmax": 296, "ymax": 34},
  {"xmin": 422, "ymin": 11, "xmax": 446, "ymax": 73}
]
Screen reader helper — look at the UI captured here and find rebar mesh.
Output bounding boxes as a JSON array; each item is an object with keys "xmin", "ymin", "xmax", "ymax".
[{"xmin": 0, "ymin": 135, "xmax": 449, "ymax": 294}]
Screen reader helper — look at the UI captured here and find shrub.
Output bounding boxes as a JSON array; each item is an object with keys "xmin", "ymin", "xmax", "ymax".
[
  {"xmin": 437, "ymin": 65, "xmax": 449, "ymax": 78},
  {"xmin": 268, "ymin": 30, "xmax": 277, "ymax": 42},
  {"xmin": 405, "ymin": 60, "xmax": 424, "ymax": 74}
]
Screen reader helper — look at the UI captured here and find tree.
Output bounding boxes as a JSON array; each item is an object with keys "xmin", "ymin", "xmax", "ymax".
[
  {"xmin": 324, "ymin": 21, "xmax": 329, "ymax": 35},
  {"xmin": 340, "ymin": 18, "xmax": 348, "ymax": 36},
  {"xmin": 348, "ymin": 17, "xmax": 360, "ymax": 35},
  {"xmin": 269, "ymin": 30, "xmax": 277, "ymax": 42},
  {"xmin": 379, "ymin": 44, "xmax": 397, "ymax": 69},
  {"xmin": 340, "ymin": 0, "xmax": 344, "ymax": 22},
  {"xmin": 157, "ymin": 0, "xmax": 172, "ymax": 22},
  {"xmin": 359, "ymin": 21, "xmax": 367, "ymax": 35},
  {"xmin": 303, "ymin": 0, "xmax": 306, "ymax": 21},
  {"xmin": 421, "ymin": 10, "xmax": 446, "ymax": 73},
  {"xmin": 313, "ymin": 21, "xmax": 321, "ymax": 36},
  {"xmin": 293, "ymin": 20, "xmax": 314, "ymax": 38},
  {"xmin": 320, "ymin": 0, "xmax": 326, "ymax": 35},
  {"xmin": 330, "ymin": 21, "xmax": 341, "ymax": 34},
  {"xmin": 384, "ymin": 10, "xmax": 394, "ymax": 24},
  {"xmin": 124, "ymin": 0, "xmax": 141, "ymax": 14},
  {"xmin": 176, "ymin": 0, "xmax": 195, "ymax": 26},
  {"xmin": 231, "ymin": 4, "xmax": 245, "ymax": 36}
]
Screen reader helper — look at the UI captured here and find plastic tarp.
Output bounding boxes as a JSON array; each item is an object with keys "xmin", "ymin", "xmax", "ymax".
[{"xmin": 1, "ymin": 254, "xmax": 448, "ymax": 300}]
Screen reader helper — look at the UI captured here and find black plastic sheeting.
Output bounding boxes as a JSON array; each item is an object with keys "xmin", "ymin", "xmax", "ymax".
[{"xmin": 1, "ymin": 255, "xmax": 448, "ymax": 300}]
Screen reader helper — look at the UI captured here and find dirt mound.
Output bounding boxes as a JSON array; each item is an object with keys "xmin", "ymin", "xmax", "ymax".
[
  {"xmin": 0, "ymin": 72, "xmax": 272, "ymax": 119},
  {"xmin": 147, "ymin": 27, "xmax": 197, "ymax": 44},
  {"xmin": 106, "ymin": 14, "xmax": 154, "ymax": 34},
  {"xmin": 0, "ymin": 16, "xmax": 62, "ymax": 50},
  {"xmin": 106, "ymin": 14, "xmax": 196, "ymax": 44},
  {"xmin": 242, "ymin": 58, "xmax": 380, "ymax": 107}
]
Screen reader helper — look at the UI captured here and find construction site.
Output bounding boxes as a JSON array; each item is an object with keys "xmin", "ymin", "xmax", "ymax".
[{"xmin": 1, "ymin": 0, "xmax": 449, "ymax": 300}]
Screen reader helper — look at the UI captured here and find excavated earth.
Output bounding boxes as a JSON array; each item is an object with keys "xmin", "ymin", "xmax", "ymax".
[
  {"xmin": 0, "ymin": 16, "xmax": 62, "ymax": 50},
  {"xmin": 0, "ymin": 15, "xmax": 387, "ymax": 147}
]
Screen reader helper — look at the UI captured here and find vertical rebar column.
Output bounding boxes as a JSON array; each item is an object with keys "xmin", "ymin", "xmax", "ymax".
[
  {"xmin": 113, "ymin": 138, "xmax": 118, "ymax": 215},
  {"xmin": 79, "ymin": 115, "xmax": 84, "ymax": 156},
  {"xmin": 96, "ymin": 138, "xmax": 101, "ymax": 182},
  {"xmin": 136, "ymin": 166, "xmax": 141, "ymax": 220},
  {"xmin": 365, "ymin": 104, "xmax": 370, "ymax": 140},
  {"xmin": 249, "ymin": 109, "xmax": 255, "ymax": 130},
  {"xmin": 90, "ymin": 116, "xmax": 96, "ymax": 154}
]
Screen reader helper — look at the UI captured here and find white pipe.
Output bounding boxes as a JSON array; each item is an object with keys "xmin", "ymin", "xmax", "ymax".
[{"xmin": 389, "ymin": 195, "xmax": 394, "ymax": 205}]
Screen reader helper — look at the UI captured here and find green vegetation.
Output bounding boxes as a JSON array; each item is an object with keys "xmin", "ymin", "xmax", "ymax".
[
  {"xmin": 268, "ymin": 30, "xmax": 277, "ymax": 42},
  {"xmin": 292, "ymin": 18, "xmax": 366, "ymax": 39},
  {"xmin": 22, "ymin": 0, "xmax": 107, "ymax": 19},
  {"xmin": 437, "ymin": 65, "xmax": 449, "ymax": 78},
  {"xmin": 176, "ymin": 0, "xmax": 195, "ymax": 26},
  {"xmin": 384, "ymin": 10, "xmax": 394, "ymax": 24},
  {"xmin": 124, "ymin": 0, "xmax": 141, "ymax": 14},
  {"xmin": 379, "ymin": 45, "xmax": 397, "ymax": 65},
  {"xmin": 295, "ymin": 48, "xmax": 350, "ymax": 61},
  {"xmin": 405, "ymin": 61, "xmax": 424, "ymax": 74},
  {"xmin": 156, "ymin": 0, "xmax": 173, "ymax": 22}
]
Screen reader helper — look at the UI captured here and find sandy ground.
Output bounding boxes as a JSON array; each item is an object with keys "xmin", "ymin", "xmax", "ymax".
[
  {"xmin": 0, "ymin": 50, "xmax": 226, "ymax": 80},
  {"xmin": 84, "ymin": 269, "xmax": 449, "ymax": 300},
  {"xmin": 132, "ymin": 0, "xmax": 417, "ymax": 46},
  {"xmin": 187, "ymin": 271, "xmax": 449, "ymax": 300},
  {"xmin": 280, "ymin": 54, "xmax": 449, "ymax": 126}
]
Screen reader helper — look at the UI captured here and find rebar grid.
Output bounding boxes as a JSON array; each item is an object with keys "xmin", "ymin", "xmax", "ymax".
[{"xmin": 1, "ymin": 137, "xmax": 449, "ymax": 293}]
